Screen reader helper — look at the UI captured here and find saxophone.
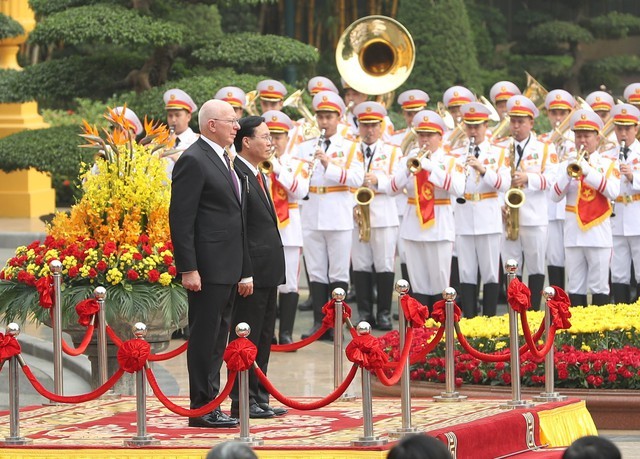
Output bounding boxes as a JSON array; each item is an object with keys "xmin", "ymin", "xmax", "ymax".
[
  {"xmin": 504, "ymin": 138, "xmax": 525, "ymax": 241},
  {"xmin": 353, "ymin": 145, "xmax": 375, "ymax": 243}
]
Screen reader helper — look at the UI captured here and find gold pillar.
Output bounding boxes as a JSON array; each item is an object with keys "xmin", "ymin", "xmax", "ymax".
[{"xmin": 0, "ymin": 0, "xmax": 53, "ymax": 217}]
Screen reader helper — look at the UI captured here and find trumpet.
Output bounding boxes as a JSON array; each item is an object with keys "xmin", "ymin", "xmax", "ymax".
[
  {"xmin": 456, "ymin": 136, "xmax": 476, "ymax": 204},
  {"xmin": 567, "ymin": 146, "xmax": 588, "ymax": 179},
  {"xmin": 406, "ymin": 145, "xmax": 432, "ymax": 174},
  {"xmin": 257, "ymin": 145, "xmax": 277, "ymax": 174}
]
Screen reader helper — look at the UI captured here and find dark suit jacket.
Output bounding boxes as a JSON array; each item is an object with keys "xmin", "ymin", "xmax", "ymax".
[
  {"xmin": 169, "ymin": 137, "xmax": 251, "ymax": 284},
  {"xmin": 233, "ymin": 158, "xmax": 285, "ymax": 288}
]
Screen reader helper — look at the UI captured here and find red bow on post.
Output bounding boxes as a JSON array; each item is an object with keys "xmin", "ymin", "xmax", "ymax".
[
  {"xmin": 223, "ymin": 339, "xmax": 257, "ymax": 372},
  {"xmin": 35, "ymin": 275, "xmax": 54, "ymax": 309},
  {"xmin": 507, "ymin": 277, "xmax": 531, "ymax": 313},
  {"xmin": 431, "ymin": 299, "xmax": 462, "ymax": 324},
  {"xmin": 75, "ymin": 298, "xmax": 100, "ymax": 327},
  {"xmin": 400, "ymin": 295, "xmax": 429, "ymax": 327},
  {"xmin": 0, "ymin": 333, "xmax": 21, "ymax": 364},
  {"xmin": 547, "ymin": 286, "xmax": 572, "ymax": 329},
  {"xmin": 345, "ymin": 334, "xmax": 389, "ymax": 371},
  {"xmin": 117, "ymin": 339, "xmax": 151, "ymax": 373}
]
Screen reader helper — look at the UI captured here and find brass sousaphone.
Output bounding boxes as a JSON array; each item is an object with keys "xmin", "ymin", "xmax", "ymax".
[{"xmin": 336, "ymin": 16, "xmax": 415, "ymax": 242}]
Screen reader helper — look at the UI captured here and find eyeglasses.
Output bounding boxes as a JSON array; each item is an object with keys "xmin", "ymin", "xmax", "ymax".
[
  {"xmin": 252, "ymin": 134, "xmax": 272, "ymax": 141},
  {"xmin": 212, "ymin": 118, "xmax": 240, "ymax": 126}
]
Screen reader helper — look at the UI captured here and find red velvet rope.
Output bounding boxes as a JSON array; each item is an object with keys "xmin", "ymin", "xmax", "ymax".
[
  {"xmin": 383, "ymin": 326, "xmax": 445, "ymax": 369},
  {"xmin": 105, "ymin": 325, "xmax": 123, "ymax": 346},
  {"xmin": 254, "ymin": 364, "xmax": 359, "ymax": 410},
  {"xmin": 146, "ymin": 366, "xmax": 237, "ymax": 417},
  {"xmin": 375, "ymin": 327, "xmax": 413, "ymax": 386},
  {"xmin": 520, "ymin": 309, "xmax": 557, "ymax": 359},
  {"xmin": 400, "ymin": 295, "xmax": 430, "ymax": 327},
  {"xmin": 148, "ymin": 341, "xmax": 188, "ymax": 361},
  {"xmin": 62, "ymin": 325, "xmax": 95, "ymax": 357},
  {"xmin": 455, "ymin": 322, "xmax": 546, "ymax": 362},
  {"xmin": 22, "ymin": 365, "xmax": 124, "ymax": 403},
  {"xmin": 271, "ymin": 324, "xmax": 332, "ymax": 352},
  {"xmin": 0, "ymin": 333, "xmax": 21, "ymax": 364}
]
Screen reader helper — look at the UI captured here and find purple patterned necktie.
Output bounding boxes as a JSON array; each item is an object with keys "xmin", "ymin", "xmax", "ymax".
[{"xmin": 223, "ymin": 150, "xmax": 240, "ymax": 200}]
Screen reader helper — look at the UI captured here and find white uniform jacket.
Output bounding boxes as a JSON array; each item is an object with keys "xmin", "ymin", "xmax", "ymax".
[
  {"xmin": 294, "ymin": 133, "xmax": 364, "ymax": 231},
  {"xmin": 612, "ymin": 139, "xmax": 640, "ymax": 236},
  {"xmin": 551, "ymin": 151, "xmax": 620, "ymax": 247},
  {"xmin": 269, "ymin": 153, "xmax": 311, "ymax": 247},
  {"xmin": 451, "ymin": 140, "xmax": 511, "ymax": 236},
  {"xmin": 539, "ymin": 130, "xmax": 575, "ymax": 222},
  {"xmin": 388, "ymin": 147, "xmax": 465, "ymax": 242},
  {"xmin": 497, "ymin": 134, "xmax": 558, "ymax": 226}
]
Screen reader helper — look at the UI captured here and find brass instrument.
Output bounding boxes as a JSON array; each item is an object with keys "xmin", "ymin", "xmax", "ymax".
[
  {"xmin": 335, "ymin": 15, "xmax": 415, "ymax": 96},
  {"xmin": 437, "ymin": 101, "xmax": 456, "ymax": 130},
  {"xmin": 567, "ymin": 146, "xmax": 588, "ymax": 179},
  {"xmin": 257, "ymin": 145, "xmax": 277, "ymax": 174},
  {"xmin": 245, "ymin": 90, "xmax": 259, "ymax": 116},
  {"xmin": 400, "ymin": 127, "xmax": 418, "ymax": 155},
  {"xmin": 490, "ymin": 114, "xmax": 512, "ymax": 145},
  {"xmin": 504, "ymin": 138, "xmax": 526, "ymax": 241},
  {"xmin": 283, "ymin": 89, "xmax": 320, "ymax": 139},
  {"xmin": 353, "ymin": 183, "xmax": 374, "ymax": 242},
  {"xmin": 523, "ymin": 72, "xmax": 549, "ymax": 109},
  {"xmin": 479, "ymin": 95, "xmax": 501, "ymax": 124},
  {"xmin": 447, "ymin": 123, "xmax": 468, "ymax": 150},
  {"xmin": 406, "ymin": 146, "xmax": 432, "ymax": 174},
  {"xmin": 456, "ymin": 136, "xmax": 476, "ymax": 204}
]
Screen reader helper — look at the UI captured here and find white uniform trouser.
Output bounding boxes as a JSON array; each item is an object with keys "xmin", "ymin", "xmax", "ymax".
[
  {"xmin": 565, "ymin": 246, "xmax": 611, "ymax": 295},
  {"xmin": 404, "ymin": 240, "xmax": 453, "ymax": 295},
  {"xmin": 396, "ymin": 216, "xmax": 407, "ymax": 263},
  {"xmin": 302, "ymin": 229, "xmax": 352, "ymax": 284},
  {"xmin": 456, "ymin": 233, "xmax": 501, "ymax": 284},
  {"xmin": 277, "ymin": 246, "xmax": 302, "ymax": 294},
  {"xmin": 611, "ymin": 235, "xmax": 640, "ymax": 284},
  {"xmin": 501, "ymin": 225, "xmax": 547, "ymax": 276},
  {"xmin": 546, "ymin": 220, "xmax": 565, "ymax": 267},
  {"xmin": 352, "ymin": 226, "xmax": 398, "ymax": 272}
]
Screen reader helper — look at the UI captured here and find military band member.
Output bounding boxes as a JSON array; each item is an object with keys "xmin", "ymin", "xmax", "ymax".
[
  {"xmin": 388, "ymin": 110, "xmax": 464, "ymax": 309},
  {"xmin": 540, "ymin": 89, "xmax": 576, "ymax": 289},
  {"xmin": 308, "ymin": 76, "xmax": 340, "ymax": 96},
  {"xmin": 259, "ymin": 110, "xmax": 310, "ymax": 344},
  {"xmin": 451, "ymin": 102, "xmax": 511, "ymax": 317},
  {"xmin": 214, "ymin": 86, "xmax": 246, "ymax": 120},
  {"xmin": 294, "ymin": 90, "xmax": 364, "ymax": 340},
  {"xmin": 501, "ymin": 95, "xmax": 557, "ymax": 310},
  {"xmin": 586, "ymin": 90, "xmax": 615, "ymax": 125},
  {"xmin": 551, "ymin": 110, "xmax": 620, "ymax": 307},
  {"xmin": 389, "ymin": 89, "xmax": 429, "ymax": 289},
  {"xmin": 609, "ymin": 104, "xmax": 640, "ymax": 304},
  {"xmin": 163, "ymin": 89, "xmax": 199, "ymax": 176},
  {"xmin": 489, "ymin": 81, "xmax": 521, "ymax": 121},
  {"xmin": 623, "ymin": 83, "xmax": 640, "ymax": 108},
  {"xmin": 256, "ymin": 79, "xmax": 287, "ymax": 113},
  {"xmin": 350, "ymin": 101, "xmax": 400, "ymax": 330},
  {"xmin": 341, "ymin": 78, "xmax": 395, "ymax": 142}
]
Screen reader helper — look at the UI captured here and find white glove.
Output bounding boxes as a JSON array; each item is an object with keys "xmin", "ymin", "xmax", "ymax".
[
  {"xmin": 420, "ymin": 157, "xmax": 434, "ymax": 172},
  {"xmin": 579, "ymin": 158, "xmax": 592, "ymax": 177},
  {"xmin": 271, "ymin": 156, "xmax": 282, "ymax": 175}
]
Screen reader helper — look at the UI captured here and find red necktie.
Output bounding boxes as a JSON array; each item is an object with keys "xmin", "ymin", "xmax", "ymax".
[{"xmin": 257, "ymin": 173, "xmax": 268, "ymax": 196}]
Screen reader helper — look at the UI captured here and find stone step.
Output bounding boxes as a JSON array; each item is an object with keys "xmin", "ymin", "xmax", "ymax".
[{"xmin": 0, "ymin": 231, "xmax": 45, "ymax": 249}]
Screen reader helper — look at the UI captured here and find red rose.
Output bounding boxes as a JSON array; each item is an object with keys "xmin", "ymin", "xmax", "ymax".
[
  {"xmin": 127, "ymin": 270, "xmax": 139, "ymax": 281},
  {"xmin": 138, "ymin": 234, "xmax": 150, "ymax": 244},
  {"xmin": 168, "ymin": 266, "xmax": 177, "ymax": 276},
  {"xmin": 68, "ymin": 266, "xmax": 79, "ymax": 278},
  {"xmin": 133, "ymin": 253, "xmax": 143, "ymax": 261},
  {"xmin": 0, "ymin": 271, "xmax": 4, "ymax": 280},
  {"xmin": 103, "ymin": 242, "xmax": 117, "ymax": 256},
  {"xmin": 96, "ymin": 260, "xmax": 108, "ymax": 272},
  {"xmin": 84, "ymin": 239, "xmax": 98, "ymax": 249},
  {"xmin": 163, "ymin": 255, "xmax": 173, "ymax": 265},
  {"xmin": 501, "ymin": 373, "xmax": 511, "ymax": 384},
  {"xmin": 557, "ymin": 368, "xmax": 569, "ymax": 380},
  {"xmin": 586, "ymin": 375, "xmax": 596, "ymax": 386},
  {"xmin": 88, "ymin": 268, "xmax": 98, "ymax": 278},
  {"xmin": 142, "ymin": 245, "xmax": 152, "ymax": 255},
  {"xmin": 147, "ymin": 269, "xmax": 160, "ymax": 282}
]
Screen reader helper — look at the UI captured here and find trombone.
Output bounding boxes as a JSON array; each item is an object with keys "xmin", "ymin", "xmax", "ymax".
[
  {"xmin": 406, "ymin": 145, "xmax": 432, "ymax": 174},
  {"xmin": 283, "ymin": 89, "xmax": 320, "ymax": 139},
  {"xmin": 456, "ymin": 136, "xmax": 476, "ymax": 204}
]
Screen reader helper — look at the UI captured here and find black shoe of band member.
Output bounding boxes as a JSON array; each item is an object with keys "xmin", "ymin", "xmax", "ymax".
[
  {"xmin": 231, "ymin": 402, "xmax": 275, "ymax": 419},
  {"xmin": 258, "ymin": 403, "xmax": 287, "ymax": 416},
  {"xmin": 188, "ymin": 409, "xmax": 238, "ymax": 428}
]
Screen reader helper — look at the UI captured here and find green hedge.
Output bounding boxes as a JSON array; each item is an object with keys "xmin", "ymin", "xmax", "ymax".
[
  {"xmin": 0, "ymin": 13, "xmax": 24, "ymax": 39},
  {"xmin": 0, "ymin": 126, "xmax": 93, "ymax": 206}
]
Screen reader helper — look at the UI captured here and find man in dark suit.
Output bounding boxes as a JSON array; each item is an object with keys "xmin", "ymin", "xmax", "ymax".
[
  {"xmin": 169, "ymin": 99, "xmax": 253, "ymax": 428},
  {"xmin": 228, "ymin": 116, "xmax": 287, "ymax": 419}
]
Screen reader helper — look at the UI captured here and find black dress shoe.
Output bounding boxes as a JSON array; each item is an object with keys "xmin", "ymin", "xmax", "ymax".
[
  {"xmin": 375, "ymin": 313, "xmax": 392, "ymax": 331},
  {"xmin": 278, "ymin": 332, "xmax": 293, "ymax": 345},
  {"xmin": 231, "ymin": 402, "xmax": 275, "ymax": 419},
  {"xmin": 271, "ymin": 335, "xmax": 278, "ymax": 345},
  {"xmin": 188, "ymin": 411, "xmax": 238, "ymax": 428},
  {"xmin": 258, "ymin": 403, "xmax": 287, "ymax": 416},
  {"xmin": 301, "ymin": 323, "xmax": 321, "ymax": 339}
]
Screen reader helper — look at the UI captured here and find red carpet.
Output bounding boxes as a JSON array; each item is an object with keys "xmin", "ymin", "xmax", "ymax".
[{"xmin": 0, "ymin": 397, "xmax": 593, "ymax": 458}]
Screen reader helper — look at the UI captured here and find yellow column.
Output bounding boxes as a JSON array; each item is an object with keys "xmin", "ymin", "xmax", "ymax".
[{"xmin": 0, "ymin": 0, "xmax": 54, "ymax": 217}]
